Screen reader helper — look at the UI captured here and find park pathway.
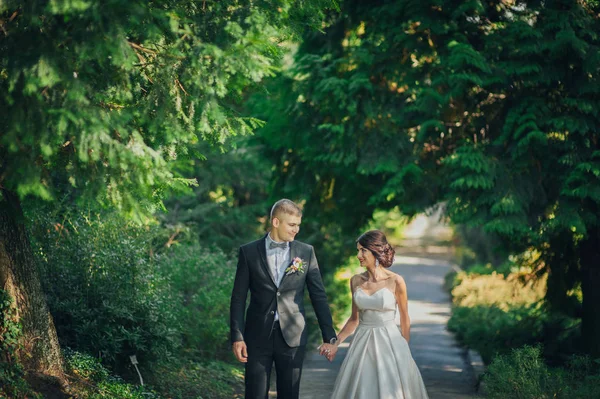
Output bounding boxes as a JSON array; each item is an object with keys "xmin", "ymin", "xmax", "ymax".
[
  {"xmin": 298, "ymin": 212, "xmax": 479, "ymax": 399},
  {"xmin": 298, "ymin": 255, "xmax": 477, "ymax": 399}
]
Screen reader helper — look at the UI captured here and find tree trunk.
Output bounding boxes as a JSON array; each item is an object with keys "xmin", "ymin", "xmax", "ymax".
[
  {"xmin": 0, "ymin": 189, "xmax": 65, "ymax": 379},
  {"xmin": 580, "ymin": 225, "xmax": 600, "ymax": 359},
  {"xmin": 544, "ymin": 231, "xmax": 581, "ymax": 318}
]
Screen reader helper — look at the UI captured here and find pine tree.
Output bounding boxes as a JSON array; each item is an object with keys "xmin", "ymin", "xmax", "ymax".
[
  {"xmin": 0, "ymin": 0, "xmax": 334, "ymax": 378},
  {"xmin": 257, "ymin": 0, "xmax": 600, "ymax": 356}
]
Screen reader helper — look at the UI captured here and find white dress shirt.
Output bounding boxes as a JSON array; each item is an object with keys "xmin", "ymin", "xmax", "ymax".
[{"xmin": 265, "ymin": 233, "xmax": 290, "ymax": 321}]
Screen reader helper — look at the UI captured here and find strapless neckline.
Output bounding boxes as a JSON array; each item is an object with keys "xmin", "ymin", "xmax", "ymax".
[{"xmin": 354, "ymin": 286, "xmax": 395, "ymax": 298}]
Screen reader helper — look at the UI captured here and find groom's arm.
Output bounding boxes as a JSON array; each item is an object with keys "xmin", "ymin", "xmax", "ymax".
[
  {"xmin": 305, "ymin": 246, "xmax": 337, "ymax": 343},
  {"xmin": 230, "ymin": 246, "xmax": 249, "ymax": 344}
]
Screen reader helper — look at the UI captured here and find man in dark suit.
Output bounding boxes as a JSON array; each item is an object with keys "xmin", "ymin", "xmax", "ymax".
[{"xmin": 230, "ymin": 199, "xmax": 337, "ymax": 399}]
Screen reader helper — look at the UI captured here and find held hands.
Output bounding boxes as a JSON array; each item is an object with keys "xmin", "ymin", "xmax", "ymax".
[
  {"xmin": 232, "ymin": 341, "xmax": 248, "ymax": 363},
  {"xmin": 318, "ymin": 343, "xmax": 338, "ymax": 362}
]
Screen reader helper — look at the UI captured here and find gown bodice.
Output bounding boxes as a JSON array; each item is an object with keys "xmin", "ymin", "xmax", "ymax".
[{"xmin": 354, "ymin": 287, "xmax": 397, "ymax": 327}]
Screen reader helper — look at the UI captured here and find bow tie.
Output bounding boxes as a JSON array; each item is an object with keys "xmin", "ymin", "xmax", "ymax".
[{"xmin": 269, "ymin": 241, "xmax": 288, "ymax": 250}]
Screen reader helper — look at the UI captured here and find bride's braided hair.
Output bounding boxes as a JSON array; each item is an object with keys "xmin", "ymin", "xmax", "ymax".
[{"xmin": 356, "ymin": 230, "xmax": 396, "ymax": 268}]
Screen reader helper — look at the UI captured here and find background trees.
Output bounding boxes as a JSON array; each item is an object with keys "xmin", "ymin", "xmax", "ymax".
[
  {"xmin": 255, "ymin": 0, "xmax": 600, "ymax": 356},
  {"xmin": 0, "ymin": 0, "xmax": 333, "ymax": 381},
  {"xmin": 2, "ymin": 0, "xmax": 600, "ymax": 396}
]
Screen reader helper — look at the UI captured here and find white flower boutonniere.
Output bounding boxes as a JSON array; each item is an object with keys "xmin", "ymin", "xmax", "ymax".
[{"xmin": 285, "ymin": 257, "xmax": 306, "ymax": 276}]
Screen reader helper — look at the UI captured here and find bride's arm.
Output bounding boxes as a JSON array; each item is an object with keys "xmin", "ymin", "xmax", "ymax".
[
  {"xmin": 394, "ymin": 275, "xmax": 411, "ymax": 343},
  {"xmin": 321, "ymin": 276, "xmax": 360, "ymax": 359}
]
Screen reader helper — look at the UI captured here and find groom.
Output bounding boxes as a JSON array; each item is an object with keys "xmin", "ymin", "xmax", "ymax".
[{"xmin": 230, "ymin": 199, "xmax": 337, "ymax": 399}]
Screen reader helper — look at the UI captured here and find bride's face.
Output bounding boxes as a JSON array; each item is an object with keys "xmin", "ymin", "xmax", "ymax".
[{"xmin": 356, "ymin": 243, "xmax": 375, "ymax": 268}]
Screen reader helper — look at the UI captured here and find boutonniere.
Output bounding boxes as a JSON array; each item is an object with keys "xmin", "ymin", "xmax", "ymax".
[{"xmin": 285, "ymin": 257, "xmax": 306, "ymax": 276}]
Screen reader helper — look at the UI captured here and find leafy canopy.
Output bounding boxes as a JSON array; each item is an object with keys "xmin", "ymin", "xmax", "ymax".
[
  {"xmin": 256, "ymin": 0, "xmax": 600, "ymax": 257},
  {"xmin": 0, "ymin": 0, "xmax": 335, "ymax": 221}
]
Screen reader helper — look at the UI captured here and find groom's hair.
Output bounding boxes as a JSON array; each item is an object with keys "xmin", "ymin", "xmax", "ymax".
[{"xmin": 270, "ymin": 199, "xmax": 302, "ymax": 220}]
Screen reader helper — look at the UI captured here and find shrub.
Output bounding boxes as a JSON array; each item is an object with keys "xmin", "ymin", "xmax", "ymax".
[
  {"xmin": 451, "ymin": 271, "xmax": 546, "ymax": 310},
  {"xmin": 484, "ymin": 345, "xmax": 563, "ymax": 398},
  {"xmin": 28, "ymin": 208, "xmax": 181, "ymax": 374},
  {"xmin": 155, "ymin": 243, "xmax": 236, "ymax": 360},
  {"xmin": 449, "ymin": 305, "xmax": 545, "ymax": 364},
  {"xmin": 150, "ymin": 360, "xmax": 244, "ymax": 399},
  {"xmin": 64, "ymin": 348, "xmax": 159, "ymax": 399},
  {"xmin": 448, "ymin": 270, "xmax": 580, "ymax": 364},
  {"xmin": 324, "ymin": 256, "xmax": 364, "ymax": 329},
  {"xmin": 484, "ymin": 345, "xmax": 600, "ymax": 399},
  {"xmin": 65, "ymin": 348, "xmax": 110, "ymax": 382}
]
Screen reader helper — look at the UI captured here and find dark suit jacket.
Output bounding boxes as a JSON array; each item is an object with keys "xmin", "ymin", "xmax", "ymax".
[{"xmin": 230, "ymin": 235, "xmax": 336, "ymax": 348}]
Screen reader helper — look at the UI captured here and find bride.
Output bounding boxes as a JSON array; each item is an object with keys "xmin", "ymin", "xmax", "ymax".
[{"xmin": 320, "ymin": 230, "xmax": 429, "ymax": 398}]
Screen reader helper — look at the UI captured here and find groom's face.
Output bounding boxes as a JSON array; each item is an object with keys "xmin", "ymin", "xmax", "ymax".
[{"xmin": 271, "ymin": 213, "xmax": 301, "ymax": 242}]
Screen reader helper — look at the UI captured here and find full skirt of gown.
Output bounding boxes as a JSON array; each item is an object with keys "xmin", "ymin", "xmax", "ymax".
[{"xmin": 330, "ymin": 287, "xmax": 429, "ymax": 399}]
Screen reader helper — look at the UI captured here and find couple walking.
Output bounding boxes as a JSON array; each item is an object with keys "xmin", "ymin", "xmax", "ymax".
[{"xmin": 230, "ymin": 199, "xmax": 429, "ymax": 398}]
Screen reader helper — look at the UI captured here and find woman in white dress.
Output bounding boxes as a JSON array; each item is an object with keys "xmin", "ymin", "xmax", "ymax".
[{"xmin": 322, "ymin": 230, "xmax": 429, "ymax": 399}]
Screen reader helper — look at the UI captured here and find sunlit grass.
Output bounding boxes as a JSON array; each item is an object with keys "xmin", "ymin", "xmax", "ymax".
[{"xmin": 327, "ymin": 256, "xmax": 363, "ymax": 329}]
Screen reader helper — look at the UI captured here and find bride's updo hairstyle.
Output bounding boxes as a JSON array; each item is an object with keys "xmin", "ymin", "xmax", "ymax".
[{"xmin": 356, "ymin": 230, "xmax": 396, "ymax": 268}]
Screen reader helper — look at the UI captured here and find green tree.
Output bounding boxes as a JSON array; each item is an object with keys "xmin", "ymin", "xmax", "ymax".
[
  {"xmin": 0, "ymin": 0, "xmax": 333, "ymax": 379},
  {"xmin": 161, "ymin": 137, "xmax": 273, "ymax": 251},
  {"xmin": 256, "ymin": 0, "xmax": 600, "ymax": 356}
]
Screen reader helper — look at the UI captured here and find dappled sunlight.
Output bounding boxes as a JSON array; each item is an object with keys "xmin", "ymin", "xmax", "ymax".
[
  {"xmin": 409, "ymin": 301, "xmax": 451, "ymax": 323},
  {"xmin": 420, "ymin": 365, "xmax": 465, "ymax": 373},
  {"xmin": 410, "ymin": 273, "xmax": 446, "ymax": 285},
  {"xmin": 394, "ymin": 255, "xmax": 454, "ymax": 267},
  {"xmin": 403, "ymin": 214, "xmax": 430, "ymax": 238}
]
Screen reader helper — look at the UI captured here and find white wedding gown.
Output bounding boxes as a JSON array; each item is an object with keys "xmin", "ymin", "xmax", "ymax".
[{"xmin": 330, "ymin": 287, "xmax": 429, "ymax": 399}]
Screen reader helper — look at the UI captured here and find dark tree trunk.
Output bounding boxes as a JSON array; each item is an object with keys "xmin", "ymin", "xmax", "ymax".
[
  {"xmin": 0, "ymin": 189, "xmax": 64, "ymax": 379},
  {"xmin": 580, "ymin": 225, "xmax": 600, "ymax": 358},
  {"xmin": 544, "ymin": 232, "xmax": 581, "ymax": 317}
]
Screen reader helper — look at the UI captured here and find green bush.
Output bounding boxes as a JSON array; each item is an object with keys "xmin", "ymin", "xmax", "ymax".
[
  {"xmin": 155, "ymin": 243, "xmax": 235, "ymax": 360},
  {"xmin": 323, "ymin": 256, "xmax": 364, "ymax": 329},
  {"xmin": 484, "ymin": 345, "xmax": 600, "ymax": 399},
  {"xmin": 28, "ymin": 208, "xmax": 181, "ymax": 373},
  {"xmin": 26, "ymin": 205, "xmax": 243, "ymax": 396},
  {"xmin": 150, "ymin": 360, "xmax": 244, "ymax": 399},
  {"xmin": 449, "ymin": 304, "xmax": 546, "ymax": 364},
  {"xmin": 451, "ymin": 271, "xmax": 546, "ymax": 310},
  {"xmin": 448, "ymin": 270, "xmax": 580, "ymax": 364},
  {"xmin": 65, "ymin": 348, "xmax": 159, "ymax": 399},
  {"xmin": 65, "ymin": 348, "xmax": 110, "ymax": 382}
]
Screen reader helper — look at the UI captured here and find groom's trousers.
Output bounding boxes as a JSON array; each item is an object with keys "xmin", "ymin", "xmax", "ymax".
[{"xmin": 245, "ymin": 321, "xmax": 306, "ymax": 399}]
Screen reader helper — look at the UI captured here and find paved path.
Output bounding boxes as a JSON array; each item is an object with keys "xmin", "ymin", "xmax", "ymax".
[{"xmin": 298, "ymin": 255, "xmax": 477, "ymax": 399}]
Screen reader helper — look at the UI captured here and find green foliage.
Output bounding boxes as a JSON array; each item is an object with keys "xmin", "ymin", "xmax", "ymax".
[
  {"xmin": 453, "ymin": 225, "xmax": 509, "ymax": 269},
  {"xmin": 0, "ymin": 290, "xmax": 41, "ymax": 399},
  {"xmin": 253, "ymin": 0, "xmax": 600, "ymax": 353},
  {"xmin": 24, "ymin": 199, "xmax": 246, "ymax": 398},
  {"xmin": 484, "ymin": 345, "xmax": 566, "ymax": 399},
  {"xmin": 161, "ymin": 137, "xmax": 273, "ymax": 251},
  {"xmin": 64, "ymin": 348, "xmax": 159, "ymax": 399},
  {"xmin": 323, "ymin": 256, "xmax": 363, "ymax": 328},
  {"xmin": 0, "ymin": 0, "xmax": 336, "ymax": 221},
  {"xmin": 149, "ymin": 360, "xmax": 244, "ymax": 399},
  {"xmin": 448, "ymin": 271, "xmax": 581, "ymax": 364},
  {"xmin": 156, "ymin": 242, "xmax": 236, "ymax": 360},
  {"xmin": 27, "ymin": 206, "xmax": 181, "ymax": 372},
  {"xmin": 367, "ymin": 207, "xmax": 409, "ymax": 247},
  {"xmin": 65, "ymin": 348, "xmax": 110, "ymax": 383},
  {"xmin": 26, "ymin": 203, "xmax": 241, "ymax": 366},
  {"xmin": 26, "ymin": 203, "xmax": 243, "ymax": 395},
  {"xmin": 451, "ymin": 270, "xmax": 546, "ymax": 310},
  {"xmin": 484, "ymin": 346, "xmax": 600, "ymax": 399}
]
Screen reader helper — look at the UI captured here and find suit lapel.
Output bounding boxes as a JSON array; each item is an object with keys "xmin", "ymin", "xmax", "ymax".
[
  {"xmin": 257, "ymin": 235, "xmax": 277, "ymax": 286},
  {"xmin": 280, "ymin": 241, "xmax": 299, "ymax": 287}
]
